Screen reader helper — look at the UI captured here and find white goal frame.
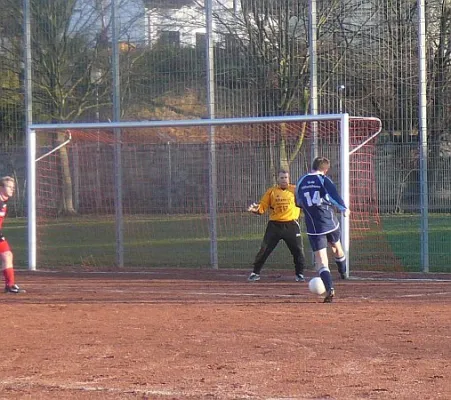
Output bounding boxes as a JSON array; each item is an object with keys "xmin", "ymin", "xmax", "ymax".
[{"xmin": 28, "ymin": 113, "xmax": 380, "ymax": 273}]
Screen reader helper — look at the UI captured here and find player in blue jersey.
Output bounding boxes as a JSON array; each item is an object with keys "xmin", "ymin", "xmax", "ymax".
[{"xmin": 295, "ymin": 157, "xmax": 350, "ymax": 303}]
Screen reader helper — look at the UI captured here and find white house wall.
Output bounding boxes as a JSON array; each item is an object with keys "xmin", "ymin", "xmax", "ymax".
[{"xmin": 144, "ymin": 0, "xmax": 241, "ymax": 47}]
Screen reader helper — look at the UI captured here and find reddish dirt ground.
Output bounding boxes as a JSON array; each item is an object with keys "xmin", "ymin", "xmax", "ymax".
[{"xmin": 0, "ymin": 269, "xmax": 450, "ymax": 400}]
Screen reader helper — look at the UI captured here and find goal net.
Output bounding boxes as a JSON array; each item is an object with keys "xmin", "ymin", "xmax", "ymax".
[{"xmin": 31, "ymin": 116, "xmax": 399, "ymax": 273}]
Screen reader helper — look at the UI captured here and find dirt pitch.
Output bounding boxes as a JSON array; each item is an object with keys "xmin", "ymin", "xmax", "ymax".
[{"xmin": 0, "ymin": 269, "xmax": 450, "ymax": 400}]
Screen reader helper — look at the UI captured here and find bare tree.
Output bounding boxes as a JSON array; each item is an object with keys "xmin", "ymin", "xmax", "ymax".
[
  {"xmin": 0, "ymin": 0, "xmax": 137, "ymax": 214},
  {"xmin": 428, "ymin": 0, "xmax": 451, "ymax": 155},
  {"xmin": 210, "ymin": 0, "xmax": 379, "ymax": 175}
]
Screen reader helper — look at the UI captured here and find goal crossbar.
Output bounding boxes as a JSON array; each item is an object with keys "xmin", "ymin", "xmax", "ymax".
[{"xmin": 29, "ymin": 114, "xmax": 348, "ymax": 131}]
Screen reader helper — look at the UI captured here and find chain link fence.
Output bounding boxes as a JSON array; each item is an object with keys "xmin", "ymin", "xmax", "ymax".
[{"xmin": 0, "ymin": 1, "xmax": 450, "ymax": 271}]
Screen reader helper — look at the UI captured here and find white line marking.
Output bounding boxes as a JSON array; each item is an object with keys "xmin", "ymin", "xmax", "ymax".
[
  {"xmin": 349, "ymin": 276, "xmax": 451, "ymax": 282},
  {"xmin": 22, "ymin": 269, "xmax": 451, "ymax": 282},
  {"xmin": 0, "ymin": 379, "xmax": 261, "ymax": 399},
  {"xmin": 396, "ymin": 292, "xmax": 451, "ymax": 298}
]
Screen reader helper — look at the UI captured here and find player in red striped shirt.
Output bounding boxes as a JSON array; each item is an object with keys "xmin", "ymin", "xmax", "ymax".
[{"xmin": 0, "ymin": 176, "xmax": 25, "ymax": 293}]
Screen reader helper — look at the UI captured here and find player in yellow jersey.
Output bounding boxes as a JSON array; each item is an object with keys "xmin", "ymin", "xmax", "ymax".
[{"xmin": 247, "ymin": 169, "xmax": 307, "ymax": 282}]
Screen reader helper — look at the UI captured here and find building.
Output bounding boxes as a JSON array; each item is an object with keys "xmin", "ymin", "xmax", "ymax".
[{"xmin": 143, "ymin": 0, "xmax": 240, "ymax": 48}]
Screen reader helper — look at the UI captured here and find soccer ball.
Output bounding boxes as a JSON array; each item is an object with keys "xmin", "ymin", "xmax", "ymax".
[{"xmin": 308, "ymin": 277, "xmax": 326, "ymax": 296}]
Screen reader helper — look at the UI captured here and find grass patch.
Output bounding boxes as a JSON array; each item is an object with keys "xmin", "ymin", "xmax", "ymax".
[{"xmin": 4, "ymin": 213, "xmax": 451, "ymax": 272}]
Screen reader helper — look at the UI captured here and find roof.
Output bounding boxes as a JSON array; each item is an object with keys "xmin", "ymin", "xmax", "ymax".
[{"xmin": 144, "ymin": 0, "xmax": 195, "ymax": 9}]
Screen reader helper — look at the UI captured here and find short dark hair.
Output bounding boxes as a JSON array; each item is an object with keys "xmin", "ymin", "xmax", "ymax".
[{"xmin": 312, "ymin": 157, "xmax": 330, "ymax": 172}]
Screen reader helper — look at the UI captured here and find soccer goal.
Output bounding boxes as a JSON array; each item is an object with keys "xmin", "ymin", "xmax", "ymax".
[{"xmin": 28, "ymin": 114, "xmax": 392, "ymax": 274}]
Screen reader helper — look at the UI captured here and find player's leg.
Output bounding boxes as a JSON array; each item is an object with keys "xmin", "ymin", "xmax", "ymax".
[
  {"xmin": 282, "ymin": 221, "xmax": 306, "ymax": 282},
  {"xmin": 1, "ymin": 241, "xmax": 24, "ymax": 293},
  {"xmin": 249, "ymin": 221, "xmax": 281, "ymax": 281},
  {"xmin": 328, "ymin": 229, "xmax": 347, "ymax": 279},
  {"xmin": 308, "ymin": 234, "xmax": 335, "ymax": 302}
]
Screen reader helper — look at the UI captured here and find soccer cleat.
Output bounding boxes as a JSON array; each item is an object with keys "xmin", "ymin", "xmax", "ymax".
[
  {"xmin": 323, "ymin": 288, "xmax": 335, "ymax": 303},
  {"xmin": 295, "ymin": 274, "xmax": 305, "ymax": 282},
  {"xmin": 247, "ymin": 272, "xmax": 260, "ymax": 282},
  {"xmin": 4, "ymin": 284, "xmax": 26, "ymax": 294}
]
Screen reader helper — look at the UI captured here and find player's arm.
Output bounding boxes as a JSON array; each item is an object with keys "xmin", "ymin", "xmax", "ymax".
[
  {"xmin": 294, "ymin": 178, "xmax": 304, "ymax": 208},
  {"xmin": 323, "ymin": 177, "xmax": 350, "ymax": 216},
  {"xmin": 247, "ymin": 188, "xmax": 271, "ymax": 214}
]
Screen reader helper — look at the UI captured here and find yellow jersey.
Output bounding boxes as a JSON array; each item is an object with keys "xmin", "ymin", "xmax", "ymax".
[{"xmin": 256, "ymin": 184, "xmax": 301, "ymax": 222}]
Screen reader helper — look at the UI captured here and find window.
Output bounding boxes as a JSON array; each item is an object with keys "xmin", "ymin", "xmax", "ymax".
[
  {"xmin": 196, "ymin": 33, "xmax": 206, "ymax": 51},
  {"xmin": 159, "ymin": 30, "xmax": 180, "ymax": 47}
]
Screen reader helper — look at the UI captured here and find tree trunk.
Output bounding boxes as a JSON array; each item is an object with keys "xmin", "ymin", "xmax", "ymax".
[{"xmin": 57, "ymin": 132, "xmax": 76, "ymax": 215}]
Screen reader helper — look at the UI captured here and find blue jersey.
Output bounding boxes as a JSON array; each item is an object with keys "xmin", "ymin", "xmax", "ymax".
[{"xmin": 295, "ymin": 172, "xmax": 348, "ymax": 235}]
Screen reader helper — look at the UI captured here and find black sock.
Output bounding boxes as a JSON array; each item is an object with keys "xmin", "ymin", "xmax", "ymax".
[
  {"xmin": 320, "ymin": 270, "xmax": 333, "ymax": 292},
  {"xmin": 335, "ymin": 256, "xmax": 346, "ymax": 276}
]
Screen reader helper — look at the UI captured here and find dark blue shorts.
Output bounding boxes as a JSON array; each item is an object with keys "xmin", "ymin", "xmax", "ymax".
[{"xmin": 308, "ymin": 229, "xmax": 341, "ymax": 252}]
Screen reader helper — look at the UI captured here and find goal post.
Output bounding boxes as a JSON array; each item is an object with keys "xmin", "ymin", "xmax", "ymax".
[
  {"xmin": 340, "ymin": 113, "xmax": 351, "ymax": 277},
  {"xmin": 28, "ymin": 114, "xmax": 385, "ymax": 274}
]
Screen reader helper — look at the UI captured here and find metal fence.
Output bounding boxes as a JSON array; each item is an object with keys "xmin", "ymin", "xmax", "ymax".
[
  {"xmin": 2, "ymin": 139, "xmax": 449, "ymax": 272},
  {"xmin": 1, "ymin": 1, "xmax": 445, "ymax": 140},
  {"xmin": 1, "ymin": 142, "xmax": 448, "ymax": 217},
  {"xmin": 1, "ymin": 0, "xmax": 450, "ymax": 271}
]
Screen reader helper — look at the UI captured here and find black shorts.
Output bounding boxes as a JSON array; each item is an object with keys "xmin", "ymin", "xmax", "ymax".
[{"xmin": 307, "ymin": 229, "xmax": 341, "ymax": 252}]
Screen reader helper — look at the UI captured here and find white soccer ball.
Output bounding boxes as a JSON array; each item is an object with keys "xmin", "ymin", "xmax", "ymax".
[{"xmin": 308, "ymin": 277, "xmax": 326, "ymax": 296}]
